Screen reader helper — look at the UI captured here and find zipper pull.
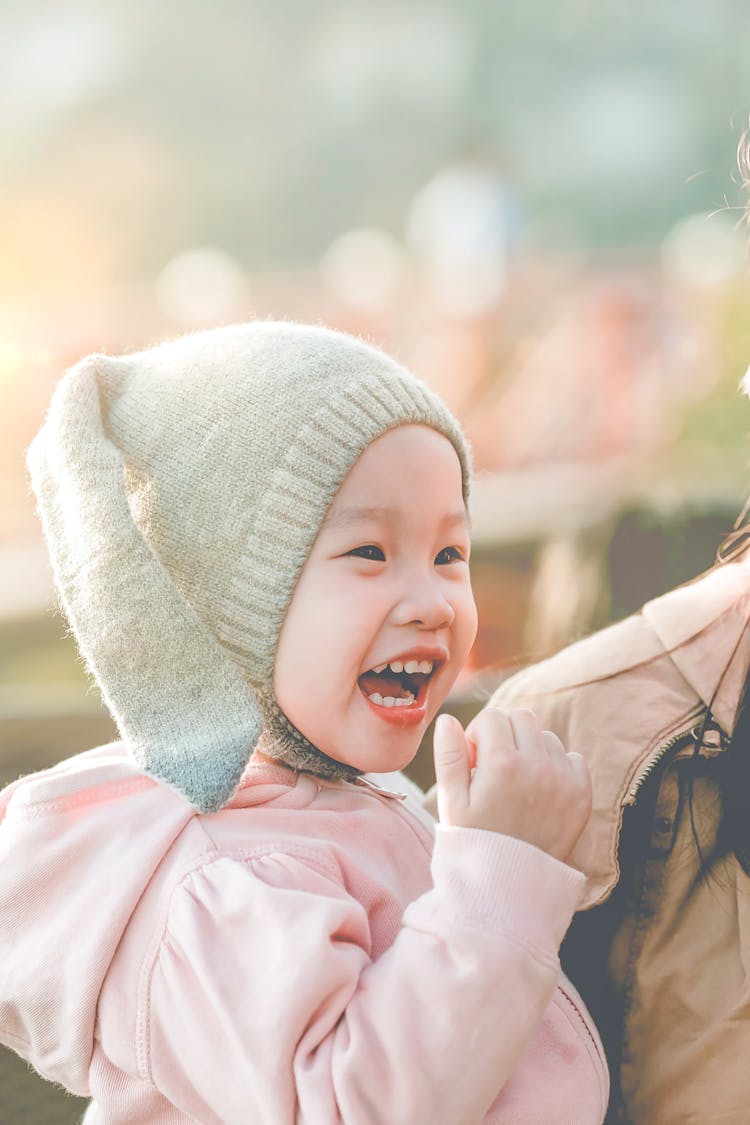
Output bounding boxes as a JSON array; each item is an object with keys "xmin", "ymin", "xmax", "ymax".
[
  {"xmin": 353, "ymin": 776, "xmax": 408, "ymax": 800},
  {"xmin": 690, "ymin": 720, "xmax": 727, "ymax": 759}
]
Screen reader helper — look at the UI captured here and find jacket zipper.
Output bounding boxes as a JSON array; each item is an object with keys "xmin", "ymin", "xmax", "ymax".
[
  {"xmin": 625, "ymin": 706, "xmax": 728, "ymax": 805},
  {"xmin": 624, "ymin": 730, "xmax": 690, "ymax": 806},
  {"xmin": 616, "ymin": 708, "xmax": 728, "ymax": 1122},
  {"xmin": 557, "ymin": 983, "xmax": 610, "ymax": 1115},
  {"xmin": 353, "ymin": 775, "xmax": 408, "ymax": 800}
]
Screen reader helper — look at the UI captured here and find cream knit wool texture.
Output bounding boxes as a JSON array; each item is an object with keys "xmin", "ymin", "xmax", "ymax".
[{"xmin": 28, "ymin": 322, "xmax": 471, "ymax": 812}]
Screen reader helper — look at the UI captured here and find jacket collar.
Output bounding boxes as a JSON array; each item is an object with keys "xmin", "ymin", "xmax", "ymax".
[
  {"xmin": 641, "ymin": 551, "xmax": 750, "ymax": 734},
  {"xmin": 572, "ymin": 552, "xmax": 750, "ymax": 906},
  {"xmin": 520, "ymin": 549, "xmax": 750, "ymax": 908}
]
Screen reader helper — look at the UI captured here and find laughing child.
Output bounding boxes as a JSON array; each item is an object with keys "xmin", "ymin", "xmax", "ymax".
[{"xmin": 0, "ymin": 322, "xmax": 607, "ymax": 1123}]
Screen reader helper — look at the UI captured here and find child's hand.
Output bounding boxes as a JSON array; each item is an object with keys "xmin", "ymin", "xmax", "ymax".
[{"xmin": 433, "ymin": 709, "xmax": 592, "ymax": 864}]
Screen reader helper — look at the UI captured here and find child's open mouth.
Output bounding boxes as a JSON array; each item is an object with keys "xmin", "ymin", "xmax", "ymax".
[{"xmin": 358, "ymin": 656, "xmax": 440, "ymax": 727}]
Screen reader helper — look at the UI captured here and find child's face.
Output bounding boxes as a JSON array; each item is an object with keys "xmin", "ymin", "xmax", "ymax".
[{"xmin": 273, "ymin": 424, "xmax": 477, "ymax": 774}]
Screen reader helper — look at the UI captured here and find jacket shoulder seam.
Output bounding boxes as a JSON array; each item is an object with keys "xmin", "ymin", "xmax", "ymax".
[{"xmin": 134, "ymin": 841, "xmax": 344, "ymax": 1084}]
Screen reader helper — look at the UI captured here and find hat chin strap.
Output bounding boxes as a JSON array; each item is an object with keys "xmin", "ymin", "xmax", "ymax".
[
  {"xmin": 27, "ymin": 354, "xmax": 262, "ymax": 813},
  {"xmin": 257, "ymin": 693, "xmax": 362, "ymax": 782}
]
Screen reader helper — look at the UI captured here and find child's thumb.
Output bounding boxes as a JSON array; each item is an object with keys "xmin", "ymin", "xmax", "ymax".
[{"xmin": 433, "ymin": 712, "xmax": 470, "ymax": 825}]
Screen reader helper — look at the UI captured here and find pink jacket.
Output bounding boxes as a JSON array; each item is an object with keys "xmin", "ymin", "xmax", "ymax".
[{"xmin": 0, "ymin": 744, "xmax": 608, "ymax": 1124}]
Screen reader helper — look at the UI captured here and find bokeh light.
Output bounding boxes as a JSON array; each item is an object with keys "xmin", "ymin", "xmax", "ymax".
[
  {"xmin": 156, "ymin": 248, "xmax": 251, "ymax": 327},
  {"xmin": 662, "ymin": 211, "xmax": 748, "ymax": 289},
  {"xmin": 320, "ymin": 228, "xmax": 406, "ymax": 312}
]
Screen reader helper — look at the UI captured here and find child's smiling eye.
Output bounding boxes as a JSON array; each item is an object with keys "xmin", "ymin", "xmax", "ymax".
[
  {"xmin": 347, "ymin": 545, "xmax": 386, "ymax": 562},
  {"xmin": 435, "ymin": 546, "xmax": 466, "ymax": 565}
]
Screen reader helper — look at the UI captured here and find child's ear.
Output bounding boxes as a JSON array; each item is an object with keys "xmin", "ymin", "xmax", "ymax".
[{"xmin": 27, "ymin": 354, "xmax": 263, "ymax": 812}]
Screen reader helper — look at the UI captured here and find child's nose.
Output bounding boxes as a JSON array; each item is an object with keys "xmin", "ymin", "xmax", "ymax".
[{"xmin": 393, "ymin": 575, "xmax": 454, "ymax": 631}]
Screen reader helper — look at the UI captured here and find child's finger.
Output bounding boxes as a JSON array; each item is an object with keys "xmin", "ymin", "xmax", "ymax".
[
  {"xmin": 507, "ymin": 708, "xmax": 542, "ymax": 754},
  {"xmin": 541, "ymin": 730, "xmax": 566, "ymax": 758},
  {"xmin": 567, "ymin": 751, "xmax": 592, "ymax": 795},
  {"xmin": 433, "ymin": 713, "xmax": 470, "ymax": 824},
  {"xmin": 465, "ymin": 707, "xmax": 514, "ymax": 765}
]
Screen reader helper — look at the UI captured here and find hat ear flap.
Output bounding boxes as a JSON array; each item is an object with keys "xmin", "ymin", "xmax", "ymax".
[{"xmin": 27, "ymin": 354, "xmax": 262, "ymax": 812}]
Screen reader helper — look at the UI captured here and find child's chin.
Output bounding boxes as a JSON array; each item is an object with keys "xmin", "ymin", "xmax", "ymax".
[
  {"xmin": 342, "ymin": 739, "xmax": 419, "ymax": 776},
  {"xmin": 370, "ymin": 742, "xmax": 419, "ymax": 776}
]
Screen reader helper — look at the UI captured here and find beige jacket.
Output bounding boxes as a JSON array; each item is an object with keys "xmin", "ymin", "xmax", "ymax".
[{"xmin": 491, "ymin": 548, "xmax": 750, "ymax": 1124}]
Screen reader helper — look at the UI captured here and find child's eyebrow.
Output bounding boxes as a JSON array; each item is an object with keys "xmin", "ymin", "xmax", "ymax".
[{"xmin": 323, "ymin": 506, "xmax": 469, "ymax": 532}]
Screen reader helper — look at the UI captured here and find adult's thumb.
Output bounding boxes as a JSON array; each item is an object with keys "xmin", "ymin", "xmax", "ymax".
[{"xmin": 433, "ymin": 712, "xmax": 470, "ymax": 824}]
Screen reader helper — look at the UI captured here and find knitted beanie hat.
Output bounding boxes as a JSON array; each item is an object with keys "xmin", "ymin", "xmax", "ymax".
[{"xmin": 28, "ymin": 321, "xmax": 471, "ymax": 812}]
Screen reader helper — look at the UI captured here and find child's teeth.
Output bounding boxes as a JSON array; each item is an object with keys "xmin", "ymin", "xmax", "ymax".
[
  {"xmin": 367, "ymin": 691, "xmax": 415, "ymax": 707},
  {"xmin": 371, "ymin": 658, "xmax": 435, "ymax": 676},
  {"xmin": 390, "ymin": 659, "xmax": 435, "ymax": 674}
]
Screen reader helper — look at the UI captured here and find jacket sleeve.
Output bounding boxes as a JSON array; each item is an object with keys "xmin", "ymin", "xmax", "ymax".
[{"xmin": 144, "ymin": 826, "xmax": 584, "ymax": 1125}]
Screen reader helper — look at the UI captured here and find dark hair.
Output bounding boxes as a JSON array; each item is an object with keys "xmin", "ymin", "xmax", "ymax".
[
  {"xmin": 710, "ymin": 500, "xmax": 750, "ymax": 874},
  {"xmin": 717, "ymin": 674, "xmax": 750, "ymax": 873},
  {"xmin": 716, "ymin": 495, "xmax": 750, "ymax": 565},
  {"xmin": 713, "ymin": 126, "xmax": 750, "ymax": 872}
]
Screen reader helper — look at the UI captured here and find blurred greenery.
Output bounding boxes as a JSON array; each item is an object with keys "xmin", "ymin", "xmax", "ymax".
[
  {"xmin": 661, "ymin": 291, "xmax": 750, "ymax": 486},
  {"xmin": 0, "ymin": 616, "xmax": 87, "ymax": 687},
  {"xmin": 2, "ymin": 0, "xmax": 750, "ymax": 287}
]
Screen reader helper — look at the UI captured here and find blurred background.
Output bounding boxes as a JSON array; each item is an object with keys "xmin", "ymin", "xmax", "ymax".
[{"xmin": 3, "ymin": 0, "xmax": 750, "ymax": 1118}]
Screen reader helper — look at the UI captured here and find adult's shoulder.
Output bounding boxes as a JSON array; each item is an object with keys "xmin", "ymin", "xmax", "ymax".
[
  {"xmin": 492, "ymin": 557, "xmax": 750, "ymax": 735},
  {"xmin": 491, "ymin": 608, "xmax": 662, "ymax": 725}
]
